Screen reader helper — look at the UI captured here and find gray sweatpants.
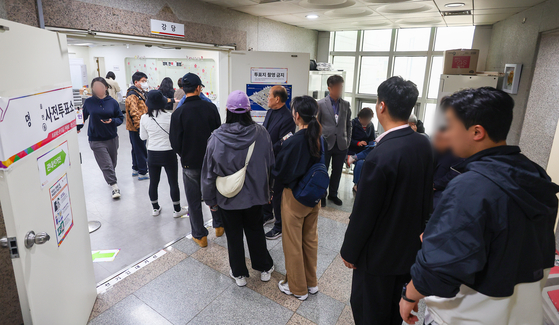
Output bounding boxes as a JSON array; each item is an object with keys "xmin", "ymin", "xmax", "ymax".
[{"xmin": 89, "ymin": 137, "xmax": 119, "ymax": 186}]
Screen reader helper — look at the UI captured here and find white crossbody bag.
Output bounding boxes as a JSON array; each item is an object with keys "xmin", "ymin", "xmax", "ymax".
[{"xmin": 216, "ymin": 141, "xmax": 255, "ymax": 198}]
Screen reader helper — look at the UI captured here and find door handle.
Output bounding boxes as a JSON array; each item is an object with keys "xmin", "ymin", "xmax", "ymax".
[{"xmin": 24, "ymin": 231, "xmax": 50, "ymax": 248}]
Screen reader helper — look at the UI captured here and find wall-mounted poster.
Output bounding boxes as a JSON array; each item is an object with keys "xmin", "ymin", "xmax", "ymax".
[
  {"xmin": 246, "ymin": 84, "xmax": 292, "ymax": 124},
  {"xmin": 502, "ymin": 64, "xmax": 522, "ymax": 94},
  {"xmin": 50, "ymin": 174, "xmax": 74, "ymax": 247},
  {"xmin": 125, "ymin": 57, "xmax": 218, "ymax": 101}
]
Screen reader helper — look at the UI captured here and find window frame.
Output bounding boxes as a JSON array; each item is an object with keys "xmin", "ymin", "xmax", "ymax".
[{"xmin": 329, "ymin": 27, "xmax": 473, "ymax": 133}]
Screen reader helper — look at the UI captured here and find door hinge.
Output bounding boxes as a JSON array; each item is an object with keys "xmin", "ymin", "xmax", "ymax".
[{"xmin": 0, "ymin": 237, "xmax": 20, "ymax": 258}]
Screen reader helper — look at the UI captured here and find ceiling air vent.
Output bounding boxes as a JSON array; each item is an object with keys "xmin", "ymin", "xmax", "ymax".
[{"xmin": 441, "ymin": 10, "xmax": 472, "ymax": 16}]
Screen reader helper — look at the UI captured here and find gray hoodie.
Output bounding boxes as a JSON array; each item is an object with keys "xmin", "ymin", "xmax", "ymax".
[{"xmin": 201, "ymin": 122, "xmax": 274, "ymax": 210}]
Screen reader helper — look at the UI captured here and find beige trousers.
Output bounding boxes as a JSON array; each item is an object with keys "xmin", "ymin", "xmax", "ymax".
[{"xmin": 281, "ymin": 188, "xmax": 319, "ymax": 296}]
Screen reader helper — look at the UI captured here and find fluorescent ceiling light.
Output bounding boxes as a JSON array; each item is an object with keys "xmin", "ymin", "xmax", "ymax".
[
  {"xmin": 445, "ymin": 2, "xmax": 465, "ymax": 7},
  {"xmin": 306, "ymin": 14, "xmax": 319, "ymax": 19}
]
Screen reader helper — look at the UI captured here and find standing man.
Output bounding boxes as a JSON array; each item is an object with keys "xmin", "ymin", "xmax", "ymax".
[
  {"xmin": 400, "ymin": 88, "xmax": 559, "ymax": 325},
  {"xmin": 170, "ymin": 73, "xmax": 224, "ymax": 248},
  {"xmin": 125, "ymin": 71, "xmax": 150, "ymax": 180},
  {"xmin": 340, "ymin": 76, "xmax": 433, "ymax": 325},
  {"xmin": 262, "ymin": 85, "xmax": 296, "ymax": 240},
  {"xmin": 317, "ymin": 75, "xmax": 352, "ymax": 207}
]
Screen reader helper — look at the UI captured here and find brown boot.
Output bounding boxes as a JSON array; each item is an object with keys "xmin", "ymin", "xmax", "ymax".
[
  {"xmin": 215, "ymin": 227, "xmax": 224, "ymax": 237},
  {"xmin": 192, "ymin": 236, "xmax": 208, "ymax": 248}
]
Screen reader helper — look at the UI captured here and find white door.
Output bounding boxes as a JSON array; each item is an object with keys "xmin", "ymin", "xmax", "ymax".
[{"xmin": 0, "ymin": 19, "xmax": 96, "ymax": 324}]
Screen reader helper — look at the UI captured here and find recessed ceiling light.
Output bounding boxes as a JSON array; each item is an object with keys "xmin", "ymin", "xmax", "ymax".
[
  {"xmin": 445, "ymin": 2, "xmax": 465, "ymax": 7},
  {"xmin": 306, "ymin": 14, "xmax": 319, "ymax": 19}
]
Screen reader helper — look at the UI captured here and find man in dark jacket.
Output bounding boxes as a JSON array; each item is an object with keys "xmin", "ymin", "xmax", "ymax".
[
  {"xmin": 170, "ymin": 73, "xmax": 223, "ymax": 248},
  {"xmin": 262, "ymin": 85, "xmax": 296, "ymax": 240},
  {"xmin": 340, "ymin": 77, "xmax": 433, "ymax": 325},
  {"xmin": 400, "ymin": 87, "xmax": 559, "ymax": 325}
]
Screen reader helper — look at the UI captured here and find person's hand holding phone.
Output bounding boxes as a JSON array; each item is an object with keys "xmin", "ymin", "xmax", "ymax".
[
  {"xmin": 358, "ymin": 141, "xmax": 367, "ymax": 146},
  {"xmin": 101, "ymin": 118, "xmax": 112, "ymax": 124}
]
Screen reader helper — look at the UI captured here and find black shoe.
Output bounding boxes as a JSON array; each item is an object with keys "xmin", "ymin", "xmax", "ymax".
[
  {"xmin": 263, "ymin": 216, "xmax": 275, "ymax": 227},
  {"xmin": 328, "ymin": 196, "xmax": 343, "ymax": 206},
  {"xmin": 265, "ymin": 229, "xmax": 282, "ymax": 240},
  {"xmin": 321, "ymin": 198, "xmax": 326, "ymax": 207}
]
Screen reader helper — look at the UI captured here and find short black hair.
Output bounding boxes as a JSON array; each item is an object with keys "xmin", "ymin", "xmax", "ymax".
[
  {"xmin": 377, "ymin": 76, "xmax": 419, "ymax": 122},
  {"xmin": 106, "ymin": 71, "xmax": 116, "ymax": 80},
  {"xmin": 441, "ymin": 87, "xmax": 514, "ymax": 142},
  {"xmin": 327, "ymin": 75, "xmax": 344, "ymax": 87},
  {"xmin": 272, "ymin": 86, "xmax": 288, "ymax": 103},
  {"xmin": 132, "ymin": 71, "xmax": 148, "ymax": 84},
  {"xmin": 358, "ymin": 107, "xmax": 373, "ymax": 119},
  {"xmin": 183, "ymin": 85, "xmax": 198, "ymax": 94}
]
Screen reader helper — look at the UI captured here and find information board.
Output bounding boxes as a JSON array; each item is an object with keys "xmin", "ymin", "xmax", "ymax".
[
  {"xmin": 50, "ymin": 174, "xmax": 74, "ymax": 247},
  {"xmin": 246, "ymin": 84, "xmax": 292, "ymax": 124}
]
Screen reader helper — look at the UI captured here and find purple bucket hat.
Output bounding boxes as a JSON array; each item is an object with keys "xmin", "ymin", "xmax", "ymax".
[{"xmin": 226, "ymin": 90, "xmax": 251, "ymax": 114}]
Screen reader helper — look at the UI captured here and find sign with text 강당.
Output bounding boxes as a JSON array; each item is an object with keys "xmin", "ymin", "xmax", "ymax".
[{"xmin": 151, "ymin": 19, "xmax": 185, "ymax": 38}]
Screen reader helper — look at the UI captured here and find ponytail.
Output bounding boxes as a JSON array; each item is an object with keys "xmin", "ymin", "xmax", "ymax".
[{"xmin": 291, "ymin": 96, "xmax": 322, "ymax": 157}]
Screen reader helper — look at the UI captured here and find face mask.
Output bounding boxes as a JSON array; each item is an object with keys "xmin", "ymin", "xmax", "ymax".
[{"xmin": 140, "ymin": 81, "xmax": 149, "ymax": 90}]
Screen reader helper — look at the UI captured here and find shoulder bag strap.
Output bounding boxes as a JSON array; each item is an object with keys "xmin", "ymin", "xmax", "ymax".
[
  {"xmin": 245, "ymin": 141, "xmax": 256, "ymax": 166},
  {"xmin": 151, "ymin": 116, "xmax": 169, "ymax": 135}
]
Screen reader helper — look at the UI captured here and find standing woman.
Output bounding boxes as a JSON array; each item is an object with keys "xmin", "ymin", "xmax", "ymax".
[
  {"xmin": 78, "ymin": 77, "xmax": 124, "ymax": 199},
  {"xmin": 173, "ymin": 77, "xmax": 185, "ymax": 110},
  {"xmin": 158, "ymin": 77, "xmax": 175, "ymax": 111},
  {"xmin": 105, "ymin": 71, "xmax": 121, "ymax": 101},
  {"xmin": 202, "ymin": 90, "xmax": 275, "ymax": 287},
  {"xmin": 273, "ymin": 95, "xmax": 323, "ymax": 301},
  {"xmin": 139, "ymin": 90, "xmax": 188, "ymax": 218}
]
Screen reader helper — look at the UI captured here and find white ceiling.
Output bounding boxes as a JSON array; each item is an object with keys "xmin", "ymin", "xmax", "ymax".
[{"xmin": 202, "ymin": 0, "xmax": 546, "ymax": 31}]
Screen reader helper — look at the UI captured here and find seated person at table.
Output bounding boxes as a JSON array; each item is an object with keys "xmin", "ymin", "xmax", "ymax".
[{"xmin": 348, "ymin": 107, "xmax": 375, "ymax": 155}]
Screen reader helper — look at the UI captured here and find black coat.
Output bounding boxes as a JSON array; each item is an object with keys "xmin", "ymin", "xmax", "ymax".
[
  {"xmin": 348, "ymin": 117, "xmax": 375, "ymax": 155},
  {"xmin": 432, "ymin": 150, "xmax": 464, "ymax": 210},
  {"xmin": 170, "ymin": 96, "xmax": 221, "ymax": 169},
  {"xmin": 340, "ymin": 126, "xmax": 433, "ymax": 275},
  {"xmin": 263, "ymin": 105, "xmax": 296, "ymax": 156},
  {"xmin": 411, "ymin": 146, "xmax": 559, "ymax": 298}
]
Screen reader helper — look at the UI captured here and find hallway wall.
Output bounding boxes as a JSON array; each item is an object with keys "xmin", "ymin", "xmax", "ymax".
[
  {"xmin": 3, "ymin": 0, "xmax": 318, "ymax": 57},
  {"xmin": 485, "ymin": 0, "xmax": 559, "ymax": 152}
]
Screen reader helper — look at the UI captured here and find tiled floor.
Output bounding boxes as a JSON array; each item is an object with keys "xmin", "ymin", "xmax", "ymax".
[{"xmin": 82, "ymin": 125, "xmax": 423, "ymax": 324}]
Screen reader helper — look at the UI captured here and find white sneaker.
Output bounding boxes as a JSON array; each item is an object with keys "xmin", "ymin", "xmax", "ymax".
[
  {"xmin": 173, "ymin": 207, "xmax": 189, "ymax": 218},
  {"xmin": 111, "ymin": 188, "xmax": 121, "ymax": 199},
  {"xmin": 229, "ymin": 269, "xmax": 247, "ymax": 287},
  {"xmin": 261, "ymin": 266, "xmax": 274, "ymax": 282},
  {"xmin": 308, "ymin": 286, "xmax": 319, "ymax": 294},
  {"xmin": 152, "ymin": 207, "xmax": 161, "ymax": 216},
  {"xmin": 278, "ymin": 280, "xmax": 308, "ymax": 301}
]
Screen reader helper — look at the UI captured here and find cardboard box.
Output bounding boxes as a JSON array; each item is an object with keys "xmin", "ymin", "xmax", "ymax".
[{"xmin": 443, "ymin": 49, "xmax": 479, "ymax": 75}]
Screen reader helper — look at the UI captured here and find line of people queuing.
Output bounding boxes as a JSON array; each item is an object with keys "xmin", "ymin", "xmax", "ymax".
[{"xmin": 78, "ymin": 70, "xmax": 559, "ymax": 324}]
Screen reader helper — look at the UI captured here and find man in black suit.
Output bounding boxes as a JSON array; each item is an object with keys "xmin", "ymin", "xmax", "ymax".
[
  {"xmin": 262, "ymin": 85, "xmax": 296, "ymax": 240},
  {"xmin": 340, "ymin": 76, "xmax": 433, "ymax": 325}
]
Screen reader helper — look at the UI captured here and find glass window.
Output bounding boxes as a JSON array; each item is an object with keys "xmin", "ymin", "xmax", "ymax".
[
  {"xmin": 423, "ymin": 103, "xmax": 437, "ymax": 136},
  {"xmin": 428, "ymin": 56, "xmax": 443, "ymax": 99},
  {"xmin": 434, "ymin": 26, "xmax": 475, "ymax": 51},
  {"xmin": 360, "ymin": 102, "xmax": 379, "ymax": 134},
  {"xmin": 334, "ymin": 31, "xmax": 358, "ymax": 52},
  {"xmin": 393, "ymin": 56, "xmax": 427, "ymax": 94},
  {"xmin": 359, "ymin": 56, "xmax": 389, "ymax": 95},
  {"xmin": 396, "ymin": 28, "xmax": 431, "ymax": 51},
  {"xmin": 332, "ymin": 56, "xmax": 355, "ymax": 93},
  {"xmin": 362, "ymin": 29, "xmax": 392, "ymax": 51}
]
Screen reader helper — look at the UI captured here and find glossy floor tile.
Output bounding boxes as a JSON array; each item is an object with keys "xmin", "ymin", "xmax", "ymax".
[{"xmin": 88, "ymin": 295, "xmax": 172, "ymax": 325}]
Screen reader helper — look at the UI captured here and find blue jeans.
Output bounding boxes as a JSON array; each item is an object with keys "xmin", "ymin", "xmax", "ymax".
[
  {"xmin": 353, "ymin": 147, "xmax": 373, "ymax": 185},
  {"xmin": 182, "ymin": 168, "xmax": 223, "ymax": 239},
  {"xmin": 129, "ymin": 130, "xmax": 148, "ymax": 175}
]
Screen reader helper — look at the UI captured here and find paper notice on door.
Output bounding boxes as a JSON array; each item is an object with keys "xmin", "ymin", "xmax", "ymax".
[
  {"xmin": 37, "ymin": 141, "xmax": 70, "ymax": 188},
  {"xmin": 50, "ymin": 174, "xmax": 74, "ymax": 246}
]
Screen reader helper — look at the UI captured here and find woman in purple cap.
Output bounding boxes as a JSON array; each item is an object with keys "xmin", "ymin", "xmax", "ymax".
[{"xmin": 201, "ymin": 90, "xmax": 275, "ymax": 287}]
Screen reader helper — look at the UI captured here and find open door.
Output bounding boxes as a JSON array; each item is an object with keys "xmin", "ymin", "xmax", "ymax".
[{"xmin": 0, "ymin": 19, "xmax": 96, "ymax": 324}]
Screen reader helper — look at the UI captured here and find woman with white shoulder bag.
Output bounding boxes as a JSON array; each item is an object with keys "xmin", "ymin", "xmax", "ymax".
[{"xmin": 201, "ymin": 90, "xmax": 275, "ymax": 287}]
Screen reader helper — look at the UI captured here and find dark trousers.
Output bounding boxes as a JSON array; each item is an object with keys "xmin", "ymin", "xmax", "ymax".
[
  {"xmin": 262, "ymin": 179, "xmax": 284, "ymax": 232},
  {"xmin": 324, "ymin": 142, "xmax": 348, "ymax": 198},
  {"xmin": 182, "ymin": 168, "xmax": 223, "ymax": 239},
  {"xmin": 89, "ymin": 136, "xmax": 119, "ymax": 185},
  {"xmin": 129, "ymin": 130, "xmax": 148, "ymax": 175},
  {"xmin": 350, "ymin": 269, "xmax": 410, "ymax": 325},
  {"xmin": 222, "ymin": 205, "xmax": 273, "ymax": 277},
  {"xmin": 147, "ymin": 150, "xmax": 180, "ymax": 205}
]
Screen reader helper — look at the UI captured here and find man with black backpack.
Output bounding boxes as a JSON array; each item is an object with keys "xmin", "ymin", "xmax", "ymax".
[{"xmin": 340, "ymin": 77, "xmax": 433, "ymax": 325}]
